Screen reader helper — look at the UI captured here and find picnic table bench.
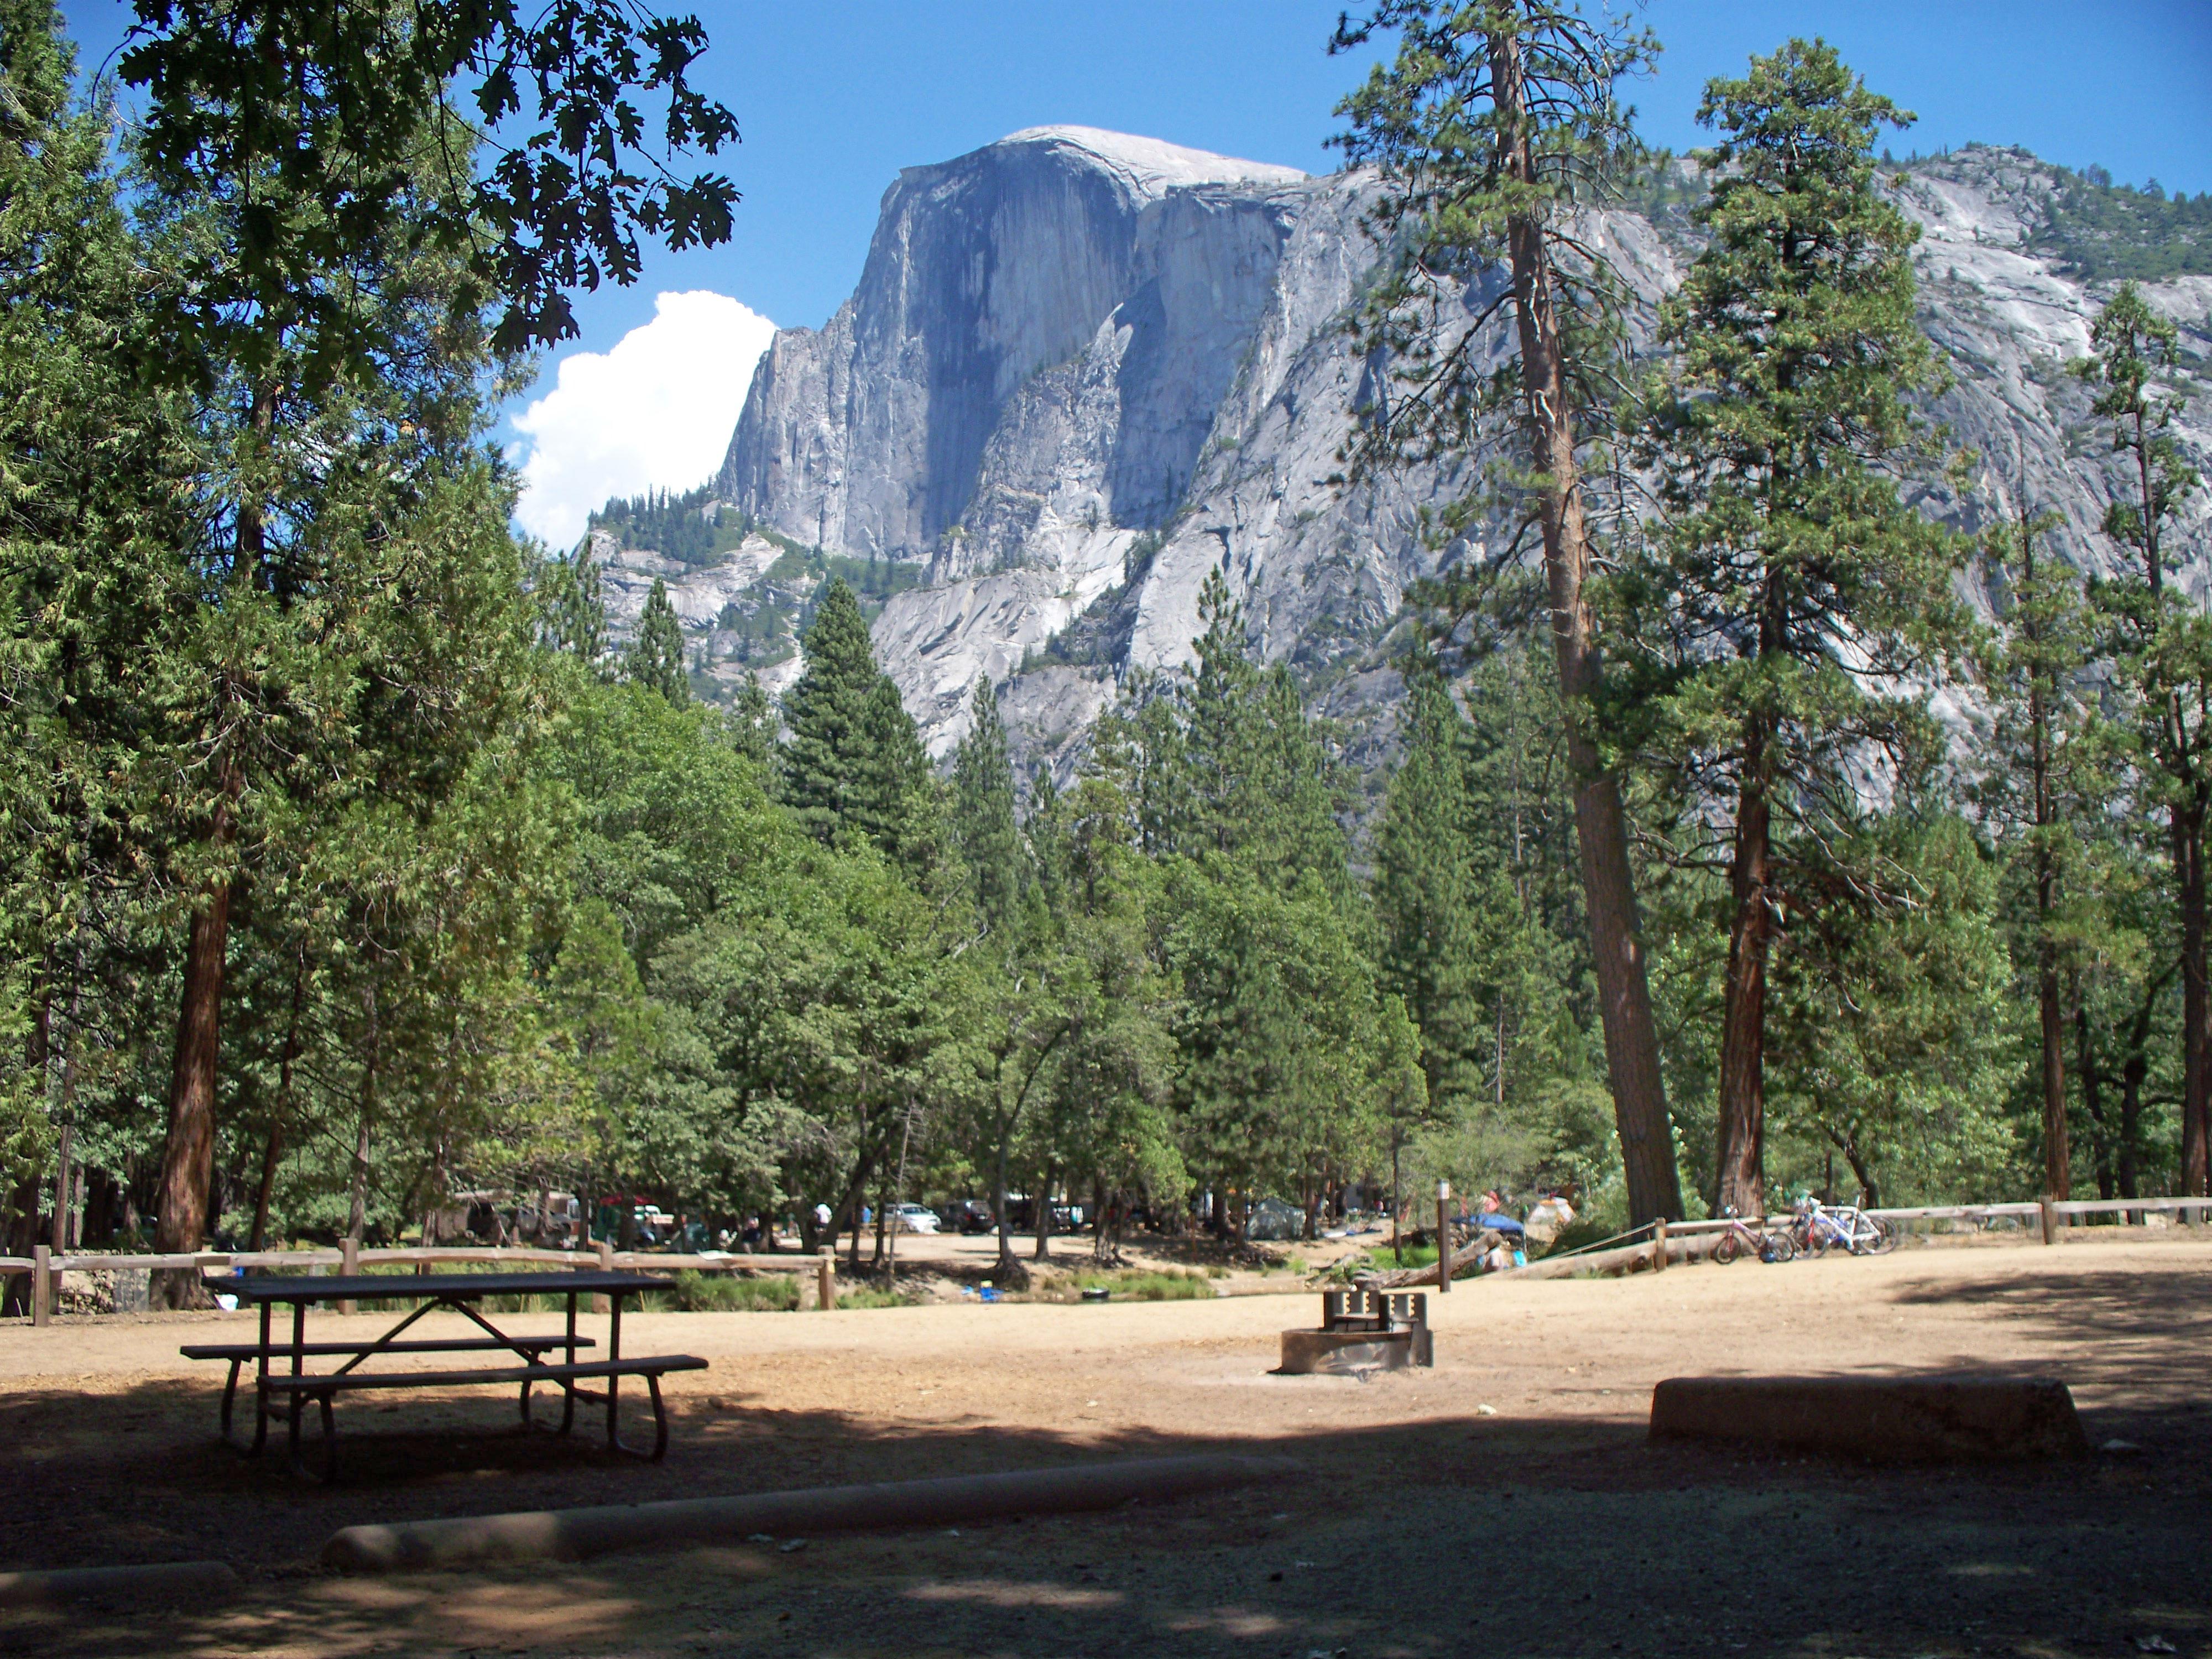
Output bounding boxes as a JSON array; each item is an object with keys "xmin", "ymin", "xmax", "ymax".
[{"xmin": 184, "ymin": 1271, "xmax": 705, "ymax": 1481}]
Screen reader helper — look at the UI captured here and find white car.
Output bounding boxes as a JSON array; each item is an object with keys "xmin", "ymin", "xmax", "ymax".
[{"xmin": 891, "ymin": 1202, "xmax": 941, "ymax": 1234}]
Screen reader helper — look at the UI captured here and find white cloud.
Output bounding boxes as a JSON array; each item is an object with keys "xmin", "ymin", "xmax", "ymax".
[{"xmin": 509, "ymin": 290, "xmax": 778, "ymax": 549}]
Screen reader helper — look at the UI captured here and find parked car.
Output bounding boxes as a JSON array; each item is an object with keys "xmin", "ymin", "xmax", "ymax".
[
  {"xmin": 942, "ymin": 1199, "xmax": 995, "ymax": 1234},
  {"xmin": 891, "ymin": 1202, "xmax": 941, "ymax": 1234}
]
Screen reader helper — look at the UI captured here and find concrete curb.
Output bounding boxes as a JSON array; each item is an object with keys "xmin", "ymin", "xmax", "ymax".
[
  {"xmin": 324, "ymin": 1453, "xmax": 1298, "ymax": 1573},
  {"xmin": 1650, "ymin": 1375, "xmax": 2090, "ymax": 1462},
  {"xmin": 0, "ymin": 1561, "xmax": 239, "ymax": 1608}
]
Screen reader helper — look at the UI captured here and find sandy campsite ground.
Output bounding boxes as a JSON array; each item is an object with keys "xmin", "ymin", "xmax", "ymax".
[{"xmin": 4, "ymin": 1233, "xmax": 2211, "ymax": 1658}]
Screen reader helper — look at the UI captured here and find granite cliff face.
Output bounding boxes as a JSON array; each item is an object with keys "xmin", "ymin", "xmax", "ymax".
[{"xmin": 675, "ymin": 132, "xmax": 2212, "ymax": 769}]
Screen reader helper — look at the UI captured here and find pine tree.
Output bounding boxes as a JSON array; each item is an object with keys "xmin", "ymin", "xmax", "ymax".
[
  {"xmin": 623, "ymin": 578, "xmax": 689, "ymax": 705},
  {"xmin": 1333, "ymin": 0, "xmax": 1685, "ymax": 1227},
  {"xmin": 1620, "ymin": 39, "xmax": 1969, "ymax": 1215},
  {"xmin": 1975, "ymin": 486, "xmax": 2106, "ymax": 1199},
  {"xmin": 729, "ymin": 671, "xmax": 777, "ymax": 773},
  {"xmin": 1375, "ymin": 659, "xmax": 1488, "ymax": 1118},
  {"xmin": 542, "ymin": 543, "xmax": 608, "ymax": 671},
  {"xmin": 2073, "ymin": 284, "xmax": 2211, "ymax": 1193},
  {"xmin": 952, "ymin": 679, "xmax": 1030, "ymax": 941},
  {"xmin": 781, "ymin": 578, "xmax": 929, "ymax": 862}
]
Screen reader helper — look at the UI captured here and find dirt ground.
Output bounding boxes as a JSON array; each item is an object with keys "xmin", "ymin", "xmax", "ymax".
[{"xmin": 4, "ymin": 1231, "xmax": 2210, "ymax": 1659}]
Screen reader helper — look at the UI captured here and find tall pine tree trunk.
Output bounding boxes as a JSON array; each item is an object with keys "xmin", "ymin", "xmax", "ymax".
[
  {"xmin": 153, "ymin": 822, "xmax": 234, "ymax": 1309},
  {"xmin": 2032, "ymin": 655, "xmax": 2069, "ymax": 1199},
  {"xmin": 154, "ymin": 387, "xmax": 270, "ymax": 1305},
  {"xmin": 2177, "ymin": 794, "xmax": 2210, "ymax": 1193},
  {"xmin": 1490, "ymin": 25, "xmax": 1681, "ymax": 1225},
  {"xmin": 2074, "ymin": 984, "xmax": 2115, "ymax": 1201},
  {"xmin": 1715, "ymin": 732, "xmax": 1772, "ymax": 1218},
  {"xmin": 251, "ymin": 953, "xmax": 308, "ymax": 1251},
  {"xmin": 346, "ymin": 984, "xmax": 380, "ymax": 1245}
]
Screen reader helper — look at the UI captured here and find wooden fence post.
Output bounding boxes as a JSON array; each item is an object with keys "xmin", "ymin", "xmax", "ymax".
[
  {"xmin": 339, "ymin": 1237, "xmax": 359, "ymax": 1316},
  {"xmin": 2039, "ymin": 1197, "xmax": 2059, "ymax": 1246},
  {"xmin": 817, "ymin": 1248, "xmax": 837, "ymax": 1312},
  {"xmin": 1434, "ymin": 1182, "xmax": 1451, "ymax": 1293},
  {"xmin": 1652, "ymin": 1217, "xmax": 1668, "ymax": 1272},
  {"xmin": 31, "ymin": 1245, "xmax": 51, "ymax": 1327},
  {"xmin": 594, "ymin": 1240, "xmax": 614, "ymax": 1314}
]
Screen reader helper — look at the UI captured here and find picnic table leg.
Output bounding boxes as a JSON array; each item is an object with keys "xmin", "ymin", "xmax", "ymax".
[
  {"xmin": 251, "ymin": 1300, "xmax": 272, "ymax": 1453},
  {"xmin": 557, "ymin": 1290, "xmax": 578, "ymax": 1434},
  {"xmin": 285, "ymin": 1302, "xmax": 311, "ymax": 1477},
  {"xmin": 605, "ymin": 1293, "xmax": 623, "ymax": 1449}
]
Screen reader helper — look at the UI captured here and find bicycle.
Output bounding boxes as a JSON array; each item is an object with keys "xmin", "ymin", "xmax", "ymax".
[
  {"xmin": 1790, "ymin": 1199, "xmax": 1897, "ymax": 1256},
  {"xmin": 1709, "ymin": 1207, "xmax": 1795, "ymax": 1264}
]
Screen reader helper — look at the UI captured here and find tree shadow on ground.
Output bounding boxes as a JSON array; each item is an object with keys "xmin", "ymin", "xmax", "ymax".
[
  {"xmin": 1884, "ymin": 1264, "xmax": 2212, "ymax": 1415},
  {"xmin": 6, "ymin": 1368, "xmax": 2211, "ymax": 1659}
]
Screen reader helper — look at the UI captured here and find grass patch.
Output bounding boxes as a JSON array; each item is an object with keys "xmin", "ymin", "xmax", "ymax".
[
  {"xmin": 1058, "ymin": 1267, "xmax": 1217, "ymax": 1302},
  {"xmin": 836, "ymin": 1285, "xmax": 922, "ymax": 1310},
  {"xmin": 644, "ymin": 1271, "xmax": 799, "ymax": 1312},
  {"xmin": 1321, "ymin": 1243, "xmax": 1438, "ymax": 1283}
]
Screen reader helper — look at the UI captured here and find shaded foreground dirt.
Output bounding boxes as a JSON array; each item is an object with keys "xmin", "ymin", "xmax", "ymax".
[{"xmin": 3, "ymin": 1234, "xmax": 2210, "ymax": 1658}]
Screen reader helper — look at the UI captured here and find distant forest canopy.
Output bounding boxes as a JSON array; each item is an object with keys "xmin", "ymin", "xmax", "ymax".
[
  {"xmin": 2030, "ymin": 162, "xmax": 2212, "ymax": 281},
  {"xmin": 588, "ymin": 484, "xmax": 729, "ymax": 566},
  {"xmin": 585, "ymin": 484, "xmax": 920, "ymax": 677}
]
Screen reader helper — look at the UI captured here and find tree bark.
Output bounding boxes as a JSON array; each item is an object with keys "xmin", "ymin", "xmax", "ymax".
[
  {"xmin": 2026, "ymin": 554, "xmax": 2070, "ymax": 1200},
  {"xmin": 50, "ymin": 1122, "xmax": 71, "ymax": 1256},
  {"xmin": 1488, "ymin": 25, "xmax": 1681, "ymax": 1225},
  {"xmin": 153, "ymin": 852, "xmax": 234, "ymax": 1308},
  {"xmin": 2177, "ymin": 795, "xmax": 2210, "ymax": 1194},
  {"xmin": 251, "ymin": 954, "xmax": 308, "ymax": 1251},
  {"xmin": 346, "ymin": 985, "xmax": 380, "ymax": 1246},
  {"xmin": 1715, "ymin": 738, "xmax": 1772, "ymax": 1218},
  {"xmin": 1032, "ymin": 1162, "xmax": 1055, "ymax": 1262},
  {"xmin": 2074, "ymin": 984, "xmax": 2116, "ymax": 1201}
]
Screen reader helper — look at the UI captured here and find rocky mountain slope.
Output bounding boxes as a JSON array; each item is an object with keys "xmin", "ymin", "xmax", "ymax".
[{"xmin": 594, "ymin": 131, "xmax": 2212, "ymax": 776}]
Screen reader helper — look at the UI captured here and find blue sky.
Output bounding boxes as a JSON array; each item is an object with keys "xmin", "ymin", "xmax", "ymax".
[{"xmin": 58, "ymin": 1, "xmax": 2212, "ymax": 540}]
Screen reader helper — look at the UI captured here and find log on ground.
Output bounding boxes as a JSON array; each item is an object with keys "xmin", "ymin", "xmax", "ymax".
[
  {"xmin": 1649, "ymin": 1375, "xmax": 2090, "ymax": 1463},
  {"xmin": 324, "ymin": 1453, "xmax": 1298, "ymax": 1573}
]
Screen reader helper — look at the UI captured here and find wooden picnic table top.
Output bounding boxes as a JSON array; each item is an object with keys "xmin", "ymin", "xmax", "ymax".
[{"xmin": 229, "ymin": 1270, "xmax": 670, "ymax": 1304}]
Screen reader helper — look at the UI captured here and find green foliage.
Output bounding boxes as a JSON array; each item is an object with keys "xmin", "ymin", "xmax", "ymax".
[
  {"xmin": 1060, "ymin": 1267, "xmax": 1214, "ymax": 1301},
  {"xmin": 951, "ymin": 678, "xmax": 1030, "ymax": 941},
  {"xmin": 1328, "ymin": 0, "xmax": 1657, "ymax": 534},
  {"xmin": 118, "ymin": 0, "xmax": 741, "ymax": 357},
  {"xmin": 2030, "ymin": 164, "xmax": 2212, "ymax": 283},
  {"xmin": 537, "ymin": 543, "xmax": 610, "ymax": 670},
  {"xmin": 623, "ymin": 577, "xmax": 691, "ymax": 706},
  {"xmin": 2072, "ymin": 283, "xmax": 2212, "ymax": 1194},
  {"xmin": 650, "ymin": 1271, "xmax": 799, "ymax": 1313},
  {"xmin": 1614, "ymin": 38, "xmax": 1973, "ymax": 1209},
  {"xmin": 780, "ymin": 579, "xmax": 931, "ymax": 865},
  {"xmin": 591, "ymin": 484, "xmax": 723, "ymax": 566}
]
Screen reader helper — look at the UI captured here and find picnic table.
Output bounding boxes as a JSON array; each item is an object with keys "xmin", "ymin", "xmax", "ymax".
[{"xmin": 180, "ymin": 1271, "xmax": 705, "ymax": 1481}]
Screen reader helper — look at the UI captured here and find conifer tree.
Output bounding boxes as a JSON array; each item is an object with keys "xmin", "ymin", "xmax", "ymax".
[
  {"xmin": 541, "ymin": 543, "xmax": 608, "ymax": 670},
  {"xmin": 624, "ymin": 578, "xmax": 690, "ymax": 705},
  {"xmin": 1375, "ymin": 660, "xmax": 1488, "ymax": 1117},
  {"xmin": 2074, "ymin": 284, "xmax": 2210, "ymax": 1193},
  {"xmin": 781, "ymin": 578, "xmax": 929, "ymax": 862},
  {"xmin": 1333, "ymin": 0, "xmax": 1684, "ymax": 1225},
  {"xmin": 1976, "ymin": 486, "xmax": 2105, "ymax": 1200},
  {"xmin": 729, "ymin": 671, "xmax": 777, "ymax": 772},
  {"xmin": 952, "ymin": 678, "xmax": 1030, "ymax": 940},
  {"xmin": 1619, "ymin": 39, "xmax": 1968, "ymax": 1215}
]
